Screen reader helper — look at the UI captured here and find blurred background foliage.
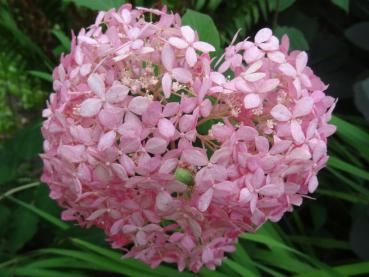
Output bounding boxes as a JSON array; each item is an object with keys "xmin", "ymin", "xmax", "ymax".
[{"xmin": 1, "ymin": 0, "xmax": 369, "ymax": 276}]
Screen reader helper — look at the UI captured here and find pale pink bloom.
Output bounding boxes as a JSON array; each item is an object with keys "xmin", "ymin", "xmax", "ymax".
[{"xmin": 41, "ymin": 6, "xmax": 336, "ymax": 272}]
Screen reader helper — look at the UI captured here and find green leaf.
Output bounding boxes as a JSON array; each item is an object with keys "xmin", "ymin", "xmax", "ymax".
[
  {"xmin": 6, "ymin": 206, "xmax": 39, "ymax": 252},
  {"xmin": 330, "ymin": 116, "xmax": 369, "ymax": 158},
  {"xmin": 288, "ymin": 236, "xmax": 351, "ymax": 250},
  {"xmin": 294, "ymin": 262, "xmax": 369, "ymax": 277},
  {"xmin": 269, "ymin": 0, "xmax": 296, "ymax": 11},
  {"xmin": 328, "ymin": 156, "xmax": 369, "ymax": 182},
  {"xmin": 28, "ymin": 71, "xmax": 53, "ymax": 82},
  {"xmin": 253, "ymin": 249, "xmax": 313, "ymax": 273},
  {"xmin": 345, "ymin": 22, "xmax": 369, "ymax": 51},
  {"xmin": 11, "ymin": 268, "xmax": 88, "ymax": 277},
  {"xmin": 331, "ymin": 0, "xmax": 349, "ymax": 12},
  {"xmin": 37, "ymin": 249, "xmax": 157, "ymax": 277},
  {"xmin": 0, "ymin": 204, "xmax": 10, "ymax": 237},
  {"xmin": 223, "ymin": 259, "xmax": 258, "ymax": 277},
  {"xmin": 71, "ymin": 238, "xmax": 195, "ymax": 277},
  {"xmin": 64, "ymin": 0, "xmax": 126, "ymax": 11},
  {"xmin": 182, "ymin": 9, "xmax": 221, "ymax": 51},
  {"xmin": 52, "ymin": 27, "xmax": 71, "ymax": 52},
  {"xmin": 317, "ymin": 188, "xmax": 367, "ymax": 204},
  {"xmin": 24, "ymin": 257, "xmax": 96, "ymax": 270},
  {"xmin": 274, "ymin": 26, "xmax": 309, "ymax": 51},
  {"xmin": 6, "ymin": 196, "xmax": 70, "ymax": 230},
  {"xmin": 354, "ymin": 77, "xmax": 369, "ymax": 122}
]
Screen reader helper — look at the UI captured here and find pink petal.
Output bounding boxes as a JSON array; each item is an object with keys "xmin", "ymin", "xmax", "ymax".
[
  {"xmin": 308, "ymin": 175, "xmax": 318, "ymax": 193},
  {"xmin": 255, "ymin": 136, "xmax": 269, "ymax": 153},
  {"xmin": 75, "ymin": 46, "xmax": 83, "ymax": 65},
  {"xmin": 159, "ymin": 158, "xmax": 178, "ymax": 174},
  {"xmin": 243, "ymin": 45, "xmax": 264, "ymax": 64},
  {"xmin": 79, "ymin": 98, "xmax": 103, "ymax": 117},
  {"xmin": 255, "ymin": 28, "xmax": 273, "ymax": 44},
  {"xmin": 86, "ymin": 209, "xmax": 107, "ymax": 221},
  {"xmin": 94, "ymin": 164, "xmax": 111, "ymax": 183},
  {"xmin": 235, "ymin": 79, "xmax": 252, "ymax": 92},
  {"xmin": 258, "ymin": 184, "xmax": 283, "ymax": 197},
  {"xmin": 87, "ymin": 73, "xmax": 105, "ymax": 98},
  {"xmin": 80, "ymin": 63, "xmax": 92, "ymax": 76},
  {"xmin": 181, "ymin": 26, "xmax": 195, "ymax": 43},
  {"xmin": 300, "ymin": 74, "xmax": 312, "ymax": 87},
  {"xmin": 142, "ymin": 101, "xmax": 161, "ymax": 126},
  {"xmin": 185, "ymin": 47, "xmax": 197, "ymax": 67},
  {"xmin": 214, "ymin": 181, "xmax": 238, "ymax": 195},
  {"xmin": 145, "ymin": 137, "xmax": 168, "ymax": 154},
  {"xmin": 158, "ymin": 118, "xmax": 175, "ymax": 138},
  {"xmin": 128, "ymin": 96, "xmax": 150, "ymax": 115},
  {"xmin": 270, "ymin": 104, "xmax": 292, "ymax": 121},
  {"xmin": 202, "ymin": 247, "xmax": 214, "ymax": 264},
  {"xmin": 288, "ymin": 145, "xmax": 311, "ymax": 160},
  {"xmin": 168, "ymin": 37, "xmax": 188, "ymax": 49},
  {"xmin": 136, "ymin": 230, "xmax": 147, "ymax": 246},
  {"xmin": 58, "ymin": 145, "xmax": 85, "ymax": 163},
  {"xmin": 239, "ymin": 188, "xmax": 252, "ymax": 203},
  {"xmin": 245, "ymin": 60, "xmax": 263, "ymax": 74},
  {"xmin": 181, "ymin": 235, "xmax": 195, "ymax": 252},
  {"xmin": 243, "ymin": 72, "xmax": 266, "ymax": 82},
  {"xmin": 270, "ymin": 140, "xmax": 292, "ymax": 155},
  {"xmin": 259, "ymin": 36, "xmax": 279, "ymax": 51},
  {"xmin": 291, "ymin": 120, "xmax": 305, "ymax": 144},
  {"xmin": 162, "ymin": 73, "xmax": 172, "ymax": 98},
  {"xmin": 111, "ymin": 163, "xmax": 128, "ymax": 181},
  {"xmin": 172, "ymin": 68, "xmax": 192, "ymax": 83},
  {"xmin": 293, "ymin": 78, "xmax": 302, "ymax": 98},
  {"xmin": 156, "ymin": 191, "xmax": 172, "ymax": 211},
  {"xmin": 106, "ymin": 85, "xmax": 129, "ymax": 103},
  {"xmin": 210, "ymin": 72, "xmax": 226, "ymax": 85},
  {"xmin": 279, "ymin": 63, "xmax": 296, "ymax": 77},
  {"xmin": 198, "ymin": 188, "xmax": 214, "ymax": 212},
  {"xmin": 122, "ymin": 224, "xmax": 138, "ymax": 233},
  {"xmin": 312, "ymin": 141, "xmax": 327, "ymax": 163},
  {"xmin": 161, "ymin": 43, "xmax": 175, "ymax": 71},
  {"xmin": 121, "ymin": 9, "xmax": 131, "ymax": 23},
  {"xmin": 120, "ymin": 137, "xmax": 141, "ymax": 153},
  {"xmin": 120, "ymin": 154, "xmax": 135, "ymax": 176},
  {"xmin": 296, "ymin": 51, "xmax": 308, "ymax": 73},
  {"xmin": 110, "ymin": 219, "xmax": 124, "ymax": 235},
  {"xmin": 193, "ymin": 41, "xmax": 215, "ymax": 52},
  {"xmin": 236, "ymin": 126, "xmax": 258, "ymax": 141},
  {"xmin": 293, "ymin": 96, "xmax": 314, "ymax": 117},
  {"xmin": 210, "ymin": 148, "xmax": 232, "ymax": 164},
  {"xmin": 131, "ymin": 39, "xmax": 144, "ymax": 50},
  {"xmin": 98, "ymin": 130, "xmax": 116, "ymax": 151},
  {"xmin": 182, "ymin": 148, "xmax": 208, "ymax": 166},
  {"xmin": 258, "ymin": 78, "xmax": 280, "ymax": 93},
  {"xmin": 267, "ymin": 51, "xmax": 285, "ymax": 63},
  {"xmin": 200, "ymin": 99, "xmax": 212, "ymax": 117},
  {"xmin": 162, "ymin": 102, "xmax": 180, "ymax": 117},
  {"xmin": 244, "ymin": 93, "xmax": 261, "ymax": 109},
  {"xmin": 179, "ymin": 114, "xmax": 196, "ymax": 132},
  {"xmin": 188, "ymin": 218, "xmax": 202, "ymax": 238}
]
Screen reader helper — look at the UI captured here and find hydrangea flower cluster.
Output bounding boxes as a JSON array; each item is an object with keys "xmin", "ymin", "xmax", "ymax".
[{"xmin": 41, "ymin": 4, "xmax": 336, "ymax": 272}]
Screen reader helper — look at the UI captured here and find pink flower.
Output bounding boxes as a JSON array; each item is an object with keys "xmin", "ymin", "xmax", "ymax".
[
  {"xmin": 41, "ymin": 4, "xmax": 336, "ymax": 272},
  {"xmin": 169, "ymin": 26, "xmax": 215, "ymax": 67}
]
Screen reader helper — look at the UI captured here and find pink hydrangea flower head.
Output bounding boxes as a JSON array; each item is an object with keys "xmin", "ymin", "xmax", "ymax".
[{"xmin": 41, "ymin": 5, "xmax": 336, "ymax": 272}]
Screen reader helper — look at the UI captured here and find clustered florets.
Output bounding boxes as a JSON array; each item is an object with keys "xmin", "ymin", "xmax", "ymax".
[{"xmin": 41, "ymin": 4, "xmax": 336, "ymax": 272}]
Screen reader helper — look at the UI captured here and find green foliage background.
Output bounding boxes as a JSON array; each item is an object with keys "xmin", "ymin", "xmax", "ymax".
[{"xmin": 1, "ymin": 0, "xmax": 369, "ymax": 276}]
